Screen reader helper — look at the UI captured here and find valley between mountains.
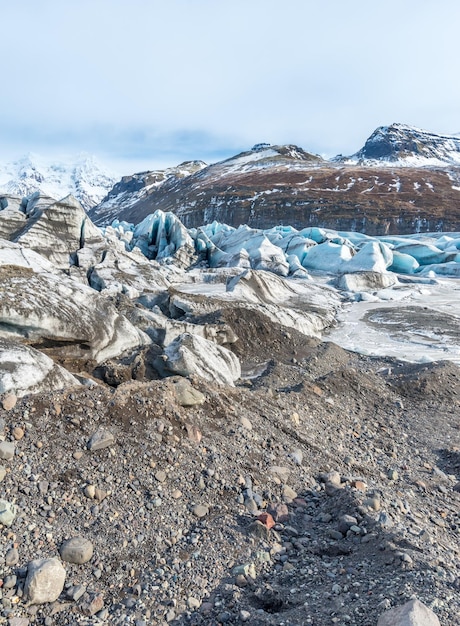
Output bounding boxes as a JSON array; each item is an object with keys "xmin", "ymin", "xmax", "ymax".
[{"xmin": 0, "ymin": 123, "xmax": 459, "ymax": 625}]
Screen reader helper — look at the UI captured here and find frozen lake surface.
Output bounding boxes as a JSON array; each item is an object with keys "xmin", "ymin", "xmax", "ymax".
[{"xmin": 325, "ymin": 278, "xmax": 460, "ymax": 364}]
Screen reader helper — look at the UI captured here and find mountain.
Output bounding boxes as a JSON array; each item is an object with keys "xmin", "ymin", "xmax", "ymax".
[
  {"xmin": 0, "ymin": 153, "xmax": 117, "ymax": 210},
  {"xmin": 90, "ymin": 129, "xmax": 460, "ymax": 235},
  {"xmin": 339, "ymin": 123, "xmax": 460, "ymax": 166},
  {"xmin": 93, "ymin": 160, "xmax": 206, "ymax": 225}
]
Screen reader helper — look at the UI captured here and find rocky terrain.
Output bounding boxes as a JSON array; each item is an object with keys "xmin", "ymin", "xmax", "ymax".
[
  {"xmin": 90, "ymin": 124, "xmax": 460, "ymax": 235},
  {"xmin": 0, "ymin": 180, "xmax": 459, "ymax": 624}
]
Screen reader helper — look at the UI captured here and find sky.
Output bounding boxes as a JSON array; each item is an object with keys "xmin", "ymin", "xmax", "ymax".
[{"xmin": 1, "ymin": 0, "xmax": 459, "ymax": 174}]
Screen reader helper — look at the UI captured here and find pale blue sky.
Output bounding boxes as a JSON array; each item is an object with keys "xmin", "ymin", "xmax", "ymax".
[{"xmin": 1, "ymin": 0, "xmax": 459, "ymax": 172}]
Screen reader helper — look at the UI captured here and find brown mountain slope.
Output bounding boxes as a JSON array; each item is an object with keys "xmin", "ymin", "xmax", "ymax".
[{"xmin": 94, "ymin": 161, "xmax": 460, "ymax": 235}]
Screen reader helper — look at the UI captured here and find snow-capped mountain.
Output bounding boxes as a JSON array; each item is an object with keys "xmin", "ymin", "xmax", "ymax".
[
  {"xmin": 89, "ymin": 132, "xmax": 460, "ymax": 235},
  {"xmin": 0, "ymin": 153, "xmax": 117, "ymax": 210},
  {"xmin": 339, "ymin": 123, "xmax": 460, "ymax": 166},
  {"xmin": 93, "ymin": 160, "xmax": 206, "ymax": 225}
]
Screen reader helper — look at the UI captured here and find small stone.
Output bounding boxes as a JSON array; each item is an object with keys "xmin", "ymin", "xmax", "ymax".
[
  {"xmin": 66, "ymin": 584, "xmax": 87, "ymax": 601},
  {"xmin": 0, "ymin": 441, "xmax": 15, "ymax": 461},
  {"xmin": 4, "ymin": 574, "xmax": 17, "ymax": 589},
  {"xmin": 94, "ymin": 487, "xmax": 107, "ymax": 502},
  {"xmin": 173, "ymin": 380, "xmax": 205, "ymax": 407},
  {"xmin": 239, "ymin": 610, "xmax": 251, "ymax": 622},
  {"xmin": 268, "ymin": 466, "xmax": 290, "ymax": 481},
  {"xmin": 87, "ymin": 429, "xmax": 114, "ymax": 451},
  {"xmin": 0, "ymin": 499, "xmax": 18, "ymax": 527},
  {"xmin": 377, "ymin": 598, "xmax": 440, "ymax": 626},
  {"xmin": 24, "ymin": 558, "xmax": 66, "ymax": 604},
  {"xmin": 81, "ymin": 592, "xmax": 104, "ymax": 616},
  {"xmin": 192, "ymin": 504, "xmax": 209, "ymax": 518},
  {"xmin": 247, "ymin": 520, "xmax": 270, "ymax": 540},
  {"xmin": 328, "ymin": 529, "xmax": 343, "ymax": 540},
  {"xmin": 319, "ymin": 470, "xmax": 341, "ymax": 486},
  {"xmin": 351, "ymin": 480, "xmax": 367, "ymax": 491},
  {"xmin": 73, "ymin": 451, "xmax": 84, "ymax": 460},
  {"xmin": 364, "ymin": 496, "xmax": 381, "ymax": 511},
  {"xmin": 2, "ymin": 394, "xmax": 17, "ymax": 411},
  {"xmin": 289, "ymin": 449, "xmax": 303, "ymax": 465},
  {"xmin": 12, "ymin": 426, "xmax": 24, "ymax": 440},
  {"xmin": 171, "ymin": 489, "xmax": 182, "ymax": 499},
  {"xmin": 0, "ymin": 465, "xmax": 6, "ymax": 482},
  {"xmin": 187, "ymin": 596, "xmax": 201, "ymax": 609},
  {"xmin": 240, "ymin": 416, "xmax": 252, "ymax": 430},
  {"xmin": 155, "ymin": 470, "xmax": 167, "ymax": 483},
  {"xmin": 5, "ymin": 547, "xmax": 19, "ymax": 566},
  {"xmin": 60, "ymin": 536, "xmax": 94, "ymax": 564},
  {"xmin": 185, "ymin": 422, "xmax": 202, "ymax": 443},
  {"xmin": 244, "ymin": 497, "xmax": 258, "ymax": 514},
  {"xmin": 337, "ymin": 515, "xmax": 358, "ymax": 534},
  {"xmin": 84, "ymin": 484, "xmax": 96, "ymax": 499},
  {"xmin": 387, "ymin": 468, "xmax": 399, "ymax": 481},
  {"xmin": 257, "ymin": 512, "xmax": 275, "ymax": 529},
  {"xmin": 282, "ymin": 485, "xmax": 297, "ymax": 501}
]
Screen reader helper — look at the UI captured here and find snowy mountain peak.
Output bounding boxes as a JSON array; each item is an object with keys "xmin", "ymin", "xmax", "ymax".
[
  {"xmin": 343, "ymin": 123, "xmax": 460, "ymax": 166},
  {"xmin": 0, "ymin": 153, "xmax": 118, "ymax": 210}
]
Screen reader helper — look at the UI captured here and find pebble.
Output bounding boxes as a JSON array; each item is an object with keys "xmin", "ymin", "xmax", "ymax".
[
  {"xmin": 187, "ymin": 596, "xmax": 201, "ymax": 609},
  {"xmin": 66, "ymin": 584, "xmax": 87, "ymax": 601},
  {"xmin": 87, "ymin": 429, "xmax": 115, "ymax": 451},
  {"xmin": 171, "ymin": 489, "xmax": 182, "ymax": 499},
  {"xmin": 387, "ymin": 468, "xmax": 399, "ymax": 481},
  {"xmin": 0, "ymin": 465, "xmax": 6, "ymax": 482},
  {"xmin": 192, "ymin": 504, "xmax": 209, "ymax": 518},
  {"xmin": 5, "ymin": 547, "xmax": 19, "ymax": 566},
  {"xmin": 2, "ymin": 394, "xmax": 17, "ymax": 411},
  {"xmin": 155, "ymin": 470, "xmax": 167, "ymax": 483},
  {"xmin": 240, "ymin": 416, "xmax": 253, "ymax": 430},
  {"xmin": 0, "ymin": 441, "xmax": 15, "ymax": 461},
  {"xmin": 282, "ymin": 485, "xmax": 298, "ymax": 501},
  {"xmin": 0, "ymin": 499, "xmax": 18, "ymax": 527},
  {"xmin": 239, "ymin": 609, "xmax": 251, "ymax": 621}
]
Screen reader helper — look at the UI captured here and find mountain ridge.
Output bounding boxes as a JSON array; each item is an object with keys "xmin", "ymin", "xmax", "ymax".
[{"xmin": 89, "ymin": 124, "xmax": 460, "ymax": 235}]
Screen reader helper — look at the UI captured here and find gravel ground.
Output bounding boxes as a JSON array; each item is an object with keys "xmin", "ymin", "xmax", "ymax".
[{"xmin": 1, "ymin": 309, "xmax": 459, "ymax": 625}]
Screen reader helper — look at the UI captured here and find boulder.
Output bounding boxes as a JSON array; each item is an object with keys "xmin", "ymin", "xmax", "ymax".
[
  {"xmin": 377, "ymin": 598, "xmax": 440, "ymax": 626},
  {"xmin": 60, "ymin": 537, "xmax": 94, "ymax": 564},
  {"xmin": 24, "ymin": 558, "xmax": 66, "ymax": 604},
  {"xmin": 156, "ymin": 332, "xmax": 241, "ymax": 386}
]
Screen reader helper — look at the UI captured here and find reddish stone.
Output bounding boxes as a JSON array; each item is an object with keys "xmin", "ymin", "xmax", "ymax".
[{"xmin": 257, "ymin": 512, "xmax": 275, "ymax": 529}]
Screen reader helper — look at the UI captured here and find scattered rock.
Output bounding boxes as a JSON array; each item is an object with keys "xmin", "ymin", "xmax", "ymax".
[
  {"xmin": 0, "ymin": 441, "xmax": 15, "ymax": 460},
  {"xmin": 24, "ymin": 558, "xmax": 66, "ymax": 604},
  {"xmin": 60, "ymin": 537, "xmax": 94, "ymax": 564},
  {"xmin": 0, "ymin": 499, "xmax": 18, "ymax": 526},
  {"xmin": 377, "ymin": 598, "xmax": 441, "ymax": 626},
  {"xmin": 2, "ymin": 393, "xmax": 17, "ymax": 410},
  {"xmin": 87, "ymin": 429, "xmax": 115, "ymax": 451}
]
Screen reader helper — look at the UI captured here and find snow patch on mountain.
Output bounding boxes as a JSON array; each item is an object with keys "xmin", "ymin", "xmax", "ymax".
[
  {"xmin": 340, "ymin": 123, "xmax": 460, "ymax": 167},
  {"xmin": 0, "ymin": 153, "xmax": 117, "ymax": 210}
]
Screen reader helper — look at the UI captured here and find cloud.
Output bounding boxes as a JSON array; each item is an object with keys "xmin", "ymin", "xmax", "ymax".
[{"xmin": 1, "ymin": 0, "xmax": 460, "ymax": 170}]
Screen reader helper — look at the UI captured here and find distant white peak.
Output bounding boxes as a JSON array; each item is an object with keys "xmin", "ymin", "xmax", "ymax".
[{"xmin": 0, "ymin": 153, "xmax": 118, "ymax": 210}]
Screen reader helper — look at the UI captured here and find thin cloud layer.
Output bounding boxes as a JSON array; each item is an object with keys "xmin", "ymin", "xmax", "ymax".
[{"xmin": 1, "ymin": 0, "xmax": 459, "ymax": 171}]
